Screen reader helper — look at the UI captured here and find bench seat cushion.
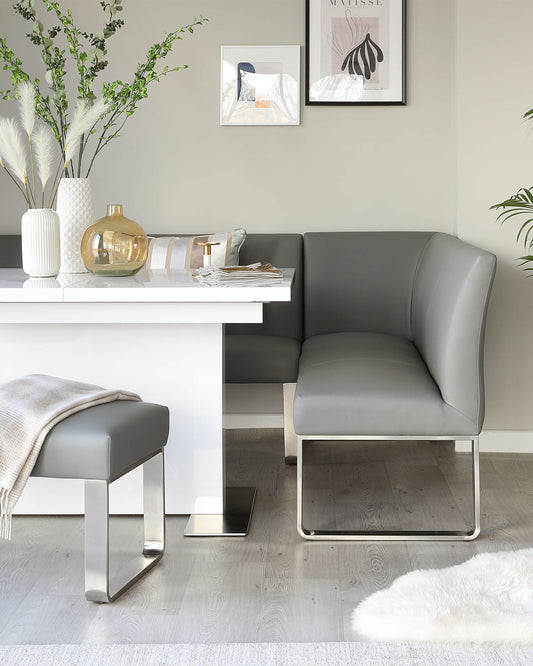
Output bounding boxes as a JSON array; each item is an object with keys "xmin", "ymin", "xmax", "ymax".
[
  {"xmin": 31, "ymin": 401, "xmax": 169, "ymax": 481},
  {"xmin": 225, "ymin": 334, "xmax": 300, "ymax": 383},
  {"xmin": 293, "ymin": 332, "xmax": 478, "ymax": 437}
]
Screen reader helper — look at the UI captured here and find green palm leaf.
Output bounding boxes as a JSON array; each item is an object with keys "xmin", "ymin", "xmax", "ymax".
[{"xmin": 491, "ymin": 187, "xmax": 533, "ymax": 273}]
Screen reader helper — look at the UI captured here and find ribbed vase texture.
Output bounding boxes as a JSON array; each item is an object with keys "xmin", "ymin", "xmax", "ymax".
[
  {"xmin": 56, "ymin": 178, "xmax": 94, "ymax": 273},
  {"xmin": 21, "ymin": 208, "xmax": 61, "ymax": 278}
]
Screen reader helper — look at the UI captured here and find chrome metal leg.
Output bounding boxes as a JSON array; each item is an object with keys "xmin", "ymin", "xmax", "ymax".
[
  {"xmin": 84, "ymin": 450, "xmax": 165, "ymax": 602},
  {"xmin": 84, "ymin": 479, "xmax": 110, "ymax": 603},
  {"xmin": 471, "ymin": 437, "xmax": 481, "ymax": 540},
  {"xmin": 283, "ymin": 383, "xmax": 297, "ymax": 465},
  {"xmin": 297, "ymin": 435, "xmax": 481, "ymax": 541},
  {"xmin": 143, "ymin": 451, "xmax": 166, "ymax": 556}
]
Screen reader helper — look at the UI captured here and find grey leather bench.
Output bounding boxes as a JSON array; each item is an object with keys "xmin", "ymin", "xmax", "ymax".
[
  {"xmin": 225, "ymin": 233, "xmax": 303, "ymax": 384},
  {"xmin": 293, "ymin": 231, "xmax": 497, "ymax": 540}
]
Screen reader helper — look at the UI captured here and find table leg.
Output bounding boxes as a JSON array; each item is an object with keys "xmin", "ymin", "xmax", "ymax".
[{"xmin": 184, "ymin": 325, "xmax": 257, "ymax": 536}]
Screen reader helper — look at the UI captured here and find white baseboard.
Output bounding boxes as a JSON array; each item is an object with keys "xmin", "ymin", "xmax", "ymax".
[{"xmin": 455, "ymin": 430, "xmax": 533, "ymax": 453}]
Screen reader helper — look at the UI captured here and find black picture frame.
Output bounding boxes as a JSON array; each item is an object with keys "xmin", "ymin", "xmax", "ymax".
[{"xmin": 305, "ymin": 0, "xmax": 406, "ymax": 106}]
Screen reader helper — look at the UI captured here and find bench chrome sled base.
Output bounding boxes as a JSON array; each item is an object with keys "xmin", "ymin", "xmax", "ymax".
[{"xmin": 297, "ymin": 435, "xmax": 480, "ymax": 542}]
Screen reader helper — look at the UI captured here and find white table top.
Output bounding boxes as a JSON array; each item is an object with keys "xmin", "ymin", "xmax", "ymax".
[{"xmin": 0, "ymin": 268, "xmax": 295, "ymax": 303}]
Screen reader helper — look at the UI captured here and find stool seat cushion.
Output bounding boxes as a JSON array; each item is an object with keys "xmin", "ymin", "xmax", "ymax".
[{"xmin": 31, "ymin": 401, "xmax": 169, "ymax": 481}]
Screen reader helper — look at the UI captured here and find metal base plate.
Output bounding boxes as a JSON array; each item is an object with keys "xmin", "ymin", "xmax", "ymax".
[{"xmin": 184, "ymin": 486, "xmax": 257, "ymax": 537}]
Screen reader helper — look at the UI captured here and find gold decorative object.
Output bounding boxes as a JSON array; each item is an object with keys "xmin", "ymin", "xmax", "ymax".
[
  {"xmin": 195, "ymin": 240, "xmax": 220, "ymax": 267},
  {"xmin": 81, "ymin": 204, "xmax": 148, "ymax": 276}
]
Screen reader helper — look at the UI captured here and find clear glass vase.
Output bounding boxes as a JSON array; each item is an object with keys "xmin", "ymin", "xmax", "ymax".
[{"xmin": 81, "ymin": 204, "xmax": 148, "ymax": 276}]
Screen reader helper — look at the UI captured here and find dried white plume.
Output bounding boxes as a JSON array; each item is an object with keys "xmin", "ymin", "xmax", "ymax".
[
  {"xmin": 18, "ymin": 81, "xmax": 36, "ymax": 137},
  {"xmin": 63, "ymin": 98, "xmax": 107, "ymax": 166},
  {"xmin": 33, "ymin": 124, "xmax": 54, "ymax": 192},
  {"xmin": 0, "ymin": 118, "xmax": 28, "ymax": 184}
]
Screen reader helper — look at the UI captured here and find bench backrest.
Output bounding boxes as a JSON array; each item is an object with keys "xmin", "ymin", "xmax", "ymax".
[
  {"xmin": 0, "ymin": 235, "xmax": 22, "ymax": 268},
  {"xmin": 411, "ymin": 232, "xmax": 496, "ymax": 429},
  {"xmin": 226, "ymin": 233, "xmax": 303, "ymax": 341},
  {"xmin": 303, "ymin": 231, "xmax": 433, "ymax": 339}
]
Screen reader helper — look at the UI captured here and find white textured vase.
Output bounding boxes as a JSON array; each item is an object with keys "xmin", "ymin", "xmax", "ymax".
[
  {"xmin": 56, "ymin": 177, "xmax": 94, "ymax": 273},
  {"xmin": 21, "ymin": 208, "xmax": 61, "ymax": 278}
]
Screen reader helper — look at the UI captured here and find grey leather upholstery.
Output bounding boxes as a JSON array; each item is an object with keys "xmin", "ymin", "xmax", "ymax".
[
  {"xmin": 294, "ymin": 332, "xmax": 478, "ymax": 436},
  {"xmin": 226, "ymin": 233, "xmax": 303, "ymax": 383},
  {"xmin": 31, "ymin": 401, "xmax": 169, "ymax": 481},
  {"xmin": 411, "ymin": 233, "xmax": 496, "ymax": 432},
  {"xmin": 225, "ymin": 335, "xmax": 301, "ymax": 383},
  {"xmin": 303, "ymin": 232, "xmax": 432, "ymax": 339},
  {"xmin": 294, "ymin": 232, "xmax": 497, "ymax": 437},
  {"xmin": 0, "ymin": 235, "xmax": 22, "ymax": 268}
]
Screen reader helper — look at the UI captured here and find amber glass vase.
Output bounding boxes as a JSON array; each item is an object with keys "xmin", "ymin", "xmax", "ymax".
[{"xmin": 81, "ymin": 204, "xmax": 148, "ymax": 276}]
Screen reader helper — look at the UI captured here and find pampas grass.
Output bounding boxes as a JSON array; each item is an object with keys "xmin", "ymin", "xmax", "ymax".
[
  {"xmin": 0, "ymin": 118, "xmax": 28, "ymax": 184},
  {"xmin": 63, "ymin": 98, "xmax": 107, "ymax": 167},
  {"xmin": 33, "ymin": 125, "xmax": 55, "ymax": 207},
  {"xmin": 18, "ymin": 82, "xmax": 36, "ymax": 138},
  {"xmin": 0, "ymin": 118, "xmax": 29, "ymax": 200},
  {"xmin": 18, "ymin": 81, "xmax": 37, "ymax": 204},
  {"xmin": 0, "ymin": 83, "xmax": 107, "ymax": 207}
]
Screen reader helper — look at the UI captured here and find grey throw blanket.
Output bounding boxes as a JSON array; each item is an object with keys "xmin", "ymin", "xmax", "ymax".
[{"xmin": 0, "ymin": 374, "xmax": 141, "ymax": 539}]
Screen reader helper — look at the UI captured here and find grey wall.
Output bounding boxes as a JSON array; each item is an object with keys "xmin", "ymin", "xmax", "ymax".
[{"xmin": 0, "ymin": 0, "xmax": 455, "ymax": 233}]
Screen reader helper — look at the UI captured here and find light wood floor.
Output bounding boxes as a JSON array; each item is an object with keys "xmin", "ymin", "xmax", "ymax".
[{"xmin": 1, "ymin": 429, "xmax": 533, "ymax": 645}]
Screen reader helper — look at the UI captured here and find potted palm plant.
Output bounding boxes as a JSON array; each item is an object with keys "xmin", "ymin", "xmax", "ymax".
[{"xmin": 490, "ymin": 107, "xmax": 533, "ymax": 273}]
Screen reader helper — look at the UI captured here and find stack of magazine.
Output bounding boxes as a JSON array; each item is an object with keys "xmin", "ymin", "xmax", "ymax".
[{"xmin": 194, "ymin": 262, "xmax": 283, "ymax": 286}]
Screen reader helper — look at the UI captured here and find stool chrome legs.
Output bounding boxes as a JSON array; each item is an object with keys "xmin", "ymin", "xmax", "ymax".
[{"xmin": 84, "ymin": 450, "xmax": 165, "ymax": 602}]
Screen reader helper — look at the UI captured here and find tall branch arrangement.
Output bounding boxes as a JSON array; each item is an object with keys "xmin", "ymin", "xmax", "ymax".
[
  {"xmin": 491, "ymin": 106, "xmax": 533, "ymax": 274},
  {"xmin": 0, "ymin": 0, "xmax": 207, "ymax": 204},
  {"xmin": 0, "ymin": 81, "xmax": 107, "ymax": 207}
]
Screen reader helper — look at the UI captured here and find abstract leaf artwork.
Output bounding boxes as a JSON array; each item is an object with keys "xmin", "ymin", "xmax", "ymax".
[{"xmin": 335, "ymin": 14, "xmax": 384, "ymax": 80}]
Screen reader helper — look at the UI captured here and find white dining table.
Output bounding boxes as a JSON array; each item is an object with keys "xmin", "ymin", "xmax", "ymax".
[{"xmin": 0, "ymin": 267, "xmax": 294, "ymax": 535}]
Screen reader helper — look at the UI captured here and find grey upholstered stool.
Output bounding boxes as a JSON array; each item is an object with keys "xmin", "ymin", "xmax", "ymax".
[{"xmin": 31, "ymin": 400, "xmax": 169, "ymax": 603}]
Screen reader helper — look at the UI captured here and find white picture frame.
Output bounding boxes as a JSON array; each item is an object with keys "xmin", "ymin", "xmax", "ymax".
[{"xmin": 220, "ymin": 45, "xmax": 301, "ymax": 126}]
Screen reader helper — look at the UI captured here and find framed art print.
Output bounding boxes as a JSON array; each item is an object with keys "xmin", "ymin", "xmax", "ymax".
[
  {"xmin": 220, "ymin": 45, "xmax": 300, "ymax": 125},
  {"xmin": 305, "ymin": 0, "xmax": 405, "ymax": 105}
]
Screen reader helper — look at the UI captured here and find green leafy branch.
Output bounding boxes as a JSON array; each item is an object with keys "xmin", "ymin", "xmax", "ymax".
[
  {"xmin": 0, "ymin": 36, "xmax": 61, "ymax": 145},
  {"xmin": 42, "ymin": 1, "xmax": 125, "ymax": 105},
  {"xmin": 89, "ymin": 19, "xmax": 204, "ymax": 176},
  {"xmin": 0, "ymin": 1, "xmax": 207, "ymax": 178}
]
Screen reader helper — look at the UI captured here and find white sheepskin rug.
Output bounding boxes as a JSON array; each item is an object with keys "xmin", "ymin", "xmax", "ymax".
[{"xmin": 352, "ymin": 548, "xmax": 533, "ymax": 645}]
